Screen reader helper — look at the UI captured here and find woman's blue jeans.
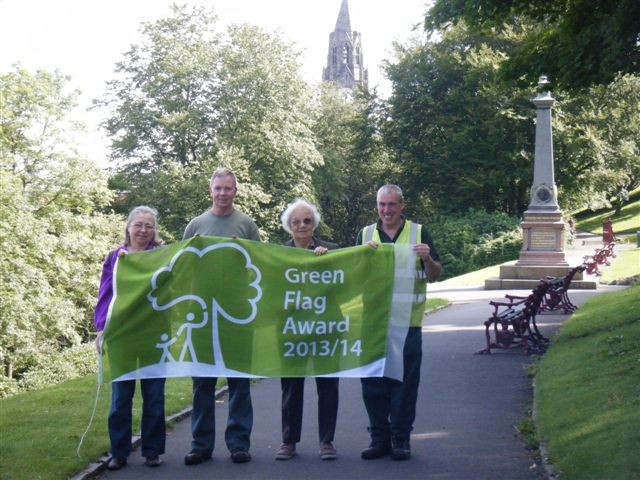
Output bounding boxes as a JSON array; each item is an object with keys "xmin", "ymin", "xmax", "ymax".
[{"xmin": 108, "ymin": 378, "xmax": 166, "ymax": 458}]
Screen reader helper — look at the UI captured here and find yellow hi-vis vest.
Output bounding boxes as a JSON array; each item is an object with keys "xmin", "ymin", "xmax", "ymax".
[{"xmin": 362, "ymin": 221, "xmax": 428, "ymax": 327}]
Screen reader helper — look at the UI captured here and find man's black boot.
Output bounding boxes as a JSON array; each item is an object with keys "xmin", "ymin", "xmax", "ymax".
[
  {"xmin": 391, "ymin": 437, "xmax": 411, "ymax": 460},
  {"xmin": 361, "ymin": 440, "xmax": 391, "ymax": 460}
]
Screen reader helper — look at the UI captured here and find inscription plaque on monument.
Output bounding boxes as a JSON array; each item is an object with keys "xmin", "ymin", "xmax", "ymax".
[{"xmin": 529, "ymin": 228, "xmax": 557, "ymax": 250}]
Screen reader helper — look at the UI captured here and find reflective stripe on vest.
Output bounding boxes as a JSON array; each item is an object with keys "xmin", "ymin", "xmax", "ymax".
[
  {"xmin": 361, "ymin": 221, "xmax": 428, "ymax": 327},
  {"xmin": 393, "ymin": 292, "xmax": 427, "ymax": 303}
]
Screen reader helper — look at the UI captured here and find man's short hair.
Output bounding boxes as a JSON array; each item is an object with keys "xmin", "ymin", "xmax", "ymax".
[
  {"xmin": 377, "ymin": 184, "xmax": 404, "ymax": 203},
  {"xmin": 210, "ymin": 167, "xmax": 237, "ymax": 187}
]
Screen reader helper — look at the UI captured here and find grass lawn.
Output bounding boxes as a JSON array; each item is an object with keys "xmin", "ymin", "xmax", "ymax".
[
  {"xmin": 575, "ymin": 195, "xmax": 640, "ymax": 236},
  {"xmin": 425, "ymin": 297, "xmax": 449, "ymax": 312},
  {"xmin": 0, "ymin": 375, "xmax": 194, "ymax": 480},
  {"xmin": 435, "ymin": 264, "xmax": 500, "ymax": 286},
  {"xmin": 535, "ymin": 283, "xmax": 640, "ymax": 479},
  {"xmin": 600, "ymin": 248, "xmax": 640, "ymax": 284}
]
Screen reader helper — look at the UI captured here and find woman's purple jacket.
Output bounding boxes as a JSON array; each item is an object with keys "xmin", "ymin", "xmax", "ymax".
[{"xmin": 93, "ymin": 243, "xmax": 157, "ymax": 331}]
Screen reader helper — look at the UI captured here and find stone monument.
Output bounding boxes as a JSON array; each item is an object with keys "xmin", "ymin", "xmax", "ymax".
[
  {"xmin": 485, "ymin": 76, "xmax": 594, "ymax": 289},
  {"xmin": 516, "ymin": 75, "xmax": 567, "ymax": 267}
]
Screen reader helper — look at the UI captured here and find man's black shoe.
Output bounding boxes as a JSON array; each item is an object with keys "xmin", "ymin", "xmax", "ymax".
[
  {"xmin": 107, "ymin": 457, "xmax": 127, "ymax": 470},
  {"xmin": 391, "ymin": 438, "xmax": 411, "ymax": 460},
  {"xmin": 184, "ymin": 451, "xmax": 212, "ymax": 465},
  {"xmin": 230, "ymin": 449, "xmax": 251, "ymax": 463},
  {"xmin": 361, "ymin": 441, "xmax": 391, "ymax": 460}
]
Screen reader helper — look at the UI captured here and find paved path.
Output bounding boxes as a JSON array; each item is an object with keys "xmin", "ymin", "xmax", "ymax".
[
  {"xmin": 86, "ymin": 234, "xmax": 631, "ymax": 480},
  {"xmin": 89, "ymin": 288, "xmax": 624, "ymax": 480}
]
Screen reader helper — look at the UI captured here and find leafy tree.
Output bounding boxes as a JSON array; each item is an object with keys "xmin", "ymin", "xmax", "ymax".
[
  {"xmin": 383, "ymin": 25, "xmax": 535, "ymax": 217},
  {"xmin": 99, "ymin": 5, "xmax": 222, "ymax": 169},
  {"xmin": 425, "ymin": 0, "xmax": 640, "ymax": 91},
  {"xmin": 383, "ymin": 22, "xmax": 639, "ymax": 219},
  {"xmin": 553, "ymin": 74, "xmax": 640, "ymax": 211},
  {"xmin": 99, "ymin": 5, "xmax": 322, "ymax": 240},
  {"xmin": 310, "ymin": 84, "xmax": 395, "ymax": 246},
  {"xmin": 0, "ymin": 66, "xmax": 120, "ymax": 379}
]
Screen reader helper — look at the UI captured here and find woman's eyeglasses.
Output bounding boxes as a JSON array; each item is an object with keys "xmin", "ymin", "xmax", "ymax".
[
  {"xmin": 291, "ymin": 218, "xmax": 313, "ymax": 226},
  {"xmin": 132, "ymin": 223, "xmax": 155, "ymax": 230}
]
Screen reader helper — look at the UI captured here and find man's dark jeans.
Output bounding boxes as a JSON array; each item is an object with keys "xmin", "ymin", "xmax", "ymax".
[
  {"xmin": 190, "ymin": 376, "xmax": 253, "ymax": 454},
  {"xmin": 361, "ymin": 327, "xmax": 422, "ymax": 442}
]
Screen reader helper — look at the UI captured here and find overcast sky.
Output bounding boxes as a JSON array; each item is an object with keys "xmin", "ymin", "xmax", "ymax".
[{"xmin": 0, "ymin": 0, "xmax": 431, "ymax": 163}]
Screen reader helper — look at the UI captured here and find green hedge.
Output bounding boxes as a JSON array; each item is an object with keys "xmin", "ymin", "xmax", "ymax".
[
  {"xmin": 0, "ymin": 343, "xmax": 96, "ymax": 398},
  {"xmin": 429, "ymin": 210, "xmax": 522, "ymax": 279}
]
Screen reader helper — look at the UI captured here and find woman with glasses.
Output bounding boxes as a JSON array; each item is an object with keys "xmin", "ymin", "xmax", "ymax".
[
  {"xmin": 275, "ymin": 199, "xmax": 340, "ymax": 461},
  {"xmin": 94, "ymin": 206, "xmax": 166, "ymax": 470}
]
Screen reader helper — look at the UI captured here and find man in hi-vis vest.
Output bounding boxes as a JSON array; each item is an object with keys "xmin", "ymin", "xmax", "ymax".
[{"xmin": 357, "ymin": 184, "xmax": 442, "ymax": 461}]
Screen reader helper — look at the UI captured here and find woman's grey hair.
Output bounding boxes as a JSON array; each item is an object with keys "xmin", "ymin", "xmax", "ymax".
[
  {"xmin": 124, "ymin": 205, "xmax": 162, "ymax": 246},
  {"xmin": 377, "ymin": 184, "xmax": 404, "ymax": 203},
  {"xmin": 281, "ymin": 198, "xmax": 321, "ymax": 234}
]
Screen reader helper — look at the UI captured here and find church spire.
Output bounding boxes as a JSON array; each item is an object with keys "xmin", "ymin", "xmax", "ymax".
[
  {"xmin": 322, "ymin": 0, "xmax": 368, "ymax": 92},
  {"xmin": 334, "ymin": 0, "xmax": 351, "ymax": 32}
]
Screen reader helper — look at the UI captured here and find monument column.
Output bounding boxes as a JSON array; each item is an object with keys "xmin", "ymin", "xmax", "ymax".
[
  {"xmin": 484, "ymin": 76, "xmax": 595, "ymax": 289},
  {"xmin": 516, "ymin": 76, "xmax": 568, "ymax": 267}
]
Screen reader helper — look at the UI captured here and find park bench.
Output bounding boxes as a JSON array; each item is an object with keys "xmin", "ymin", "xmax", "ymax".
[
  {"xmin": 582, "ymin": 218, "xmax": 618, "ymax": 275},
  {"xmin": 538, "ymin": 265, "xmax": 586, "ymax": 314},
  {"xmin": 600, "ymin": 218, "xmax": 618, "ymax": 261},
  {"xmin": 476, "ymin": 281, "xmax": 550, "ymax": 355},
  {"xmin": 602, "ymin": 218, "xmax": 617, "ymax": 245},
  {"xmin": 601, "ymin": 241, "xmax": 616, "ymax": 260},
  {"xmin": 583, "ymin": 254, "xmax": 601, "ymax": 275},
  {"xmin": 583, "ymin": 242, "xmax": 616, "ymax": 275},
  {"xmin": 594, "ymin": 243, "xmax": 615, "ymax": 266}
]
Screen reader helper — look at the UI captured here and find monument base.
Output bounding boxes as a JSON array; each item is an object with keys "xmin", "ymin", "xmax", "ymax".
[
  {"xmin": 484, "ymin": 262, "xmax": 597, "ymax": 290},
  {"xmin": 485, "ymin": 209, "xmax": 597, "ymax": 290},
  {"xmin": 516, "ymin": 209, "xmax": 568, "ymax": 266}
]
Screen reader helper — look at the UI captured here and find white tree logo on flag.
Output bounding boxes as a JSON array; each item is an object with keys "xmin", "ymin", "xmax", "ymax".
[{"xmin": 146, "ymin": 242, "xmax": 262, "ymax": 371}]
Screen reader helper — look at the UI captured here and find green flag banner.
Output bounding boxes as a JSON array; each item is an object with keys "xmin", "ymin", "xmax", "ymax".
[{"xmin": 102, "ymin": 236, "xmax": 416, "ymax": 382}]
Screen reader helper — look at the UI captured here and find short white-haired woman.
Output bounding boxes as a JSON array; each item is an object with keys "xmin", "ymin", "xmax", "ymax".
[
  {"xmin": 94, "ymin": 206, "xmax": 166, "ymax": 470},
  {"xmin": 275, "ymin": 199, "xmax": 340, "ymax": 461}
]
